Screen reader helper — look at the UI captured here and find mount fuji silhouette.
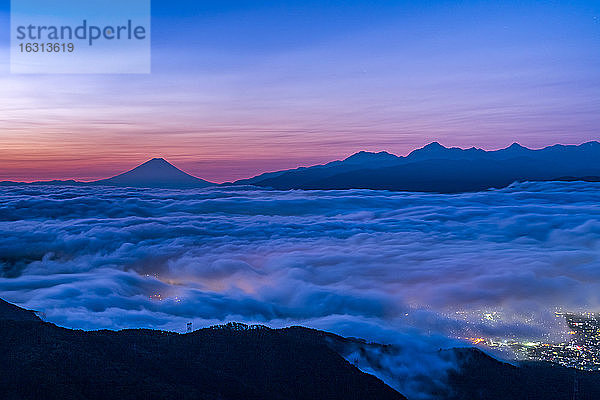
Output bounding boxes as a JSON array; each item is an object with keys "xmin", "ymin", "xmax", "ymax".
[{"xmin": 94, "ymin": 158, "xmax": 214, "ymax": 188}]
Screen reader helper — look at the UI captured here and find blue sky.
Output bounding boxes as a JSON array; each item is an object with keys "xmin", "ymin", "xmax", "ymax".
[{"xmin": 0, "ymin": 0, "xmax": 599, "ymax": 181}]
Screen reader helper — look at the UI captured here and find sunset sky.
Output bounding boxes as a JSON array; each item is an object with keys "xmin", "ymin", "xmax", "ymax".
[{"xmin": 0, "ymin": 0, "xmax": 599, "ymax": 182}]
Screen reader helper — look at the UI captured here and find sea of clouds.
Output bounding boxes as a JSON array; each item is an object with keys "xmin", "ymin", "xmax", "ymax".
[{"xmin": 1, "ymin": 182, "xmax": 599, "ymax": 396}]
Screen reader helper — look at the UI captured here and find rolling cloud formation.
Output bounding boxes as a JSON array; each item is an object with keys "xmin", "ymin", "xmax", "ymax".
[{"xmin": 1, "ymin": 182, "xmax": 599, "ymax": 342}]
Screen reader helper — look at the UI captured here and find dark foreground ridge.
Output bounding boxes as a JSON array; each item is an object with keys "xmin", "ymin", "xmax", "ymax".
[
  {"xmin": 2, "ymin": 299, "xmax": 600, "ymax": 400},
  {"xmin": 0, "ymin": 298, "xmax": 404, "ymax": 400}
]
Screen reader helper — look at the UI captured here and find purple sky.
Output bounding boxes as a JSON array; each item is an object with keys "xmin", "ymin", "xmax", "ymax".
[{"xmin": 0, "ymin": 0, "xmax": 599, "ymax": 182}]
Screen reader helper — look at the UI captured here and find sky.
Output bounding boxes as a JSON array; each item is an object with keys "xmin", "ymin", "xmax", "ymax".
[{"xmin": 0, "ymin": 0, "xmax": 599, "ymax": 182}]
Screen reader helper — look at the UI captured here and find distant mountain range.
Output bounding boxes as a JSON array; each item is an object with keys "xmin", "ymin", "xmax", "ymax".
[
  {"xmin": 234, "ymin": 141, "xmax": 600, "ymax": 192},
  {"xmin": 2, "ymin": 141, "xmax": 599, "ymax": 192},
  {"xmin": 2, "ymin": 298, "xmax": 600, "ymax": 400}
]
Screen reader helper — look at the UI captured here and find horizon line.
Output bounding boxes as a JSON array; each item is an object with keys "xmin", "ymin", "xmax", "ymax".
[{"xmin": 2, "ymin": 139, "xmax": 599, "ymax": 184}]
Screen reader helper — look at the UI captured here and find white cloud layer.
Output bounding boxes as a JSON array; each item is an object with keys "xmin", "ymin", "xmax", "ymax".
[{"xmin": 1, "ymin": 182, "xmax": 598, "ymax": 343}]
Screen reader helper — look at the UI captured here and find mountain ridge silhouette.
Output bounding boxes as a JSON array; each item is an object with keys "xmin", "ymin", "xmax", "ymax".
[
  {"xmin": 3, "ymin": 297, "xmax": 600, "ymax": 399},
  {"xmin": 2, "ymin": 141, "xmax": 599, "ymax": 191},
  {"xmin": 234, "ymin": 141, "xmax": 600, "ymax": 192},
  {"xmin": 93, "ymin": 157, "xmax": 214, "ymax": 188}
]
